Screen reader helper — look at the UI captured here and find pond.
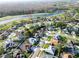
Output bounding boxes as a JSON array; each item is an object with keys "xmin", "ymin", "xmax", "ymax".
[{"xmin": 0, "ymin": 10, "xmax": 65, "ymax": 25}]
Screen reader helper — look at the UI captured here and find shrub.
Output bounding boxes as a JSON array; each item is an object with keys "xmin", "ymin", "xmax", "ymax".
[
  {"xmin": 53, "ymin": 22, "xmax": 67, "ymax": 29},
  {"xmin": 0, "ymin": 46, "xmax": 4, "ymax": 55}
]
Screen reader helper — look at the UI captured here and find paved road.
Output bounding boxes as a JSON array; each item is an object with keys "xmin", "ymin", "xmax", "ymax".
[{"xmin": 0, "ymin": 12, "xmax": 64, "ymax": 25}]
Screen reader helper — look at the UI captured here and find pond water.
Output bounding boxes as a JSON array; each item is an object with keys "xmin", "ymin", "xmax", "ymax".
[{"xmin": 0, "ymin": 10, "xmax": 65, "ymax": 25}]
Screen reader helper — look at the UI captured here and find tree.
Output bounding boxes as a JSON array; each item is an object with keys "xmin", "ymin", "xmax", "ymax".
[{"xmin": 53, "ymin": 22, "xmax": 67, "ymax": 29}]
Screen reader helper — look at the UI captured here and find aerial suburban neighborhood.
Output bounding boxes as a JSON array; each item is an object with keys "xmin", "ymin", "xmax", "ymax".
[{"xmin": 0, "ymin": 0, "xmax": 79, "ymax": 58}]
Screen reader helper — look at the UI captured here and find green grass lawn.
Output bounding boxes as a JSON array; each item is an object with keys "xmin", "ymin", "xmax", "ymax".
[
  {"xmin": 0, "ymin": 16, "xmax": 16, "ymax": 22},
  {"xmin": 0, "ymin": 40, "xmax": 4, "ymax": 55},
  {"xmin": 43, "ymin": 44, "xmax": 49, "ymax": 49},
  {"xmin": 0, "ymin": 40, "xmax": 4, "ymax": 47}
]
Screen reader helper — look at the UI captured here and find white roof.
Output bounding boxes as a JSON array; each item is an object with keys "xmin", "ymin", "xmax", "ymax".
[
  {"xmin": 5, "ymin": 39, "xmax": 13, "ymax": 44},
  {"xmin": 44, "ymin": 45, "xmax": 55, "ymax": 55}
]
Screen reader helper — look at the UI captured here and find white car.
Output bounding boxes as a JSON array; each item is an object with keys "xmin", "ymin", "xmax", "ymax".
[{"xmin": 28, "ymin": 38, "xmax": 38, "ymax": 45}]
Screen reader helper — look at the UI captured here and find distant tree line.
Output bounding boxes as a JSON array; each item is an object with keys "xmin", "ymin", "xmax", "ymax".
[{"xmin": 0, "ymin": 8, "xmax": 61, "ymax": 17}]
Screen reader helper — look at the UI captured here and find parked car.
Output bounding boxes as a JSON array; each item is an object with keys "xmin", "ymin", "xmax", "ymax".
[{"xmin": 28, "ymin": 37, "xmax": 40, "ymax": 45}]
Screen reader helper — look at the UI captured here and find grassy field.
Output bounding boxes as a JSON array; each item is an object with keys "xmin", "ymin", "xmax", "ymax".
[{"xmin": 0, "ymin": 16, "xmax": 16, "ymax": 22}]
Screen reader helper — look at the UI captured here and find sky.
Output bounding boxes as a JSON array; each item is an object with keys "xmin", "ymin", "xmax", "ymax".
[
  {"xmin": 0, "ymin": 0, "xmax": 77, "ymax": 3},
  {"xmin": 0, "ymin": 0, "xmax": 69, "ymax": 3}
]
